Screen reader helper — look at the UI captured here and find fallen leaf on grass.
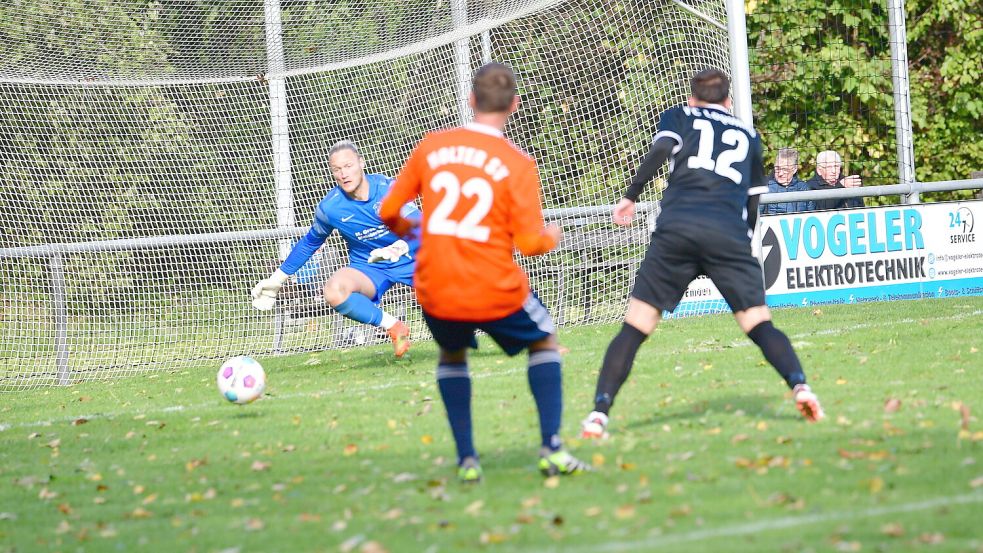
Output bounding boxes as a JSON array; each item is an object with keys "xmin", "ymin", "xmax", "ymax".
[
  {"xmin": 72, "ymin": 418, "xmax": 88, "ymax": 426},
  {"xmin": 670, "ymin": 504, "xmax": 692, "ymax": 517},
  {"xmin": 250, "ymin": 461, "xmax": 271, "ymax": 472},
  {"xmin": 543, "ymin": 476, "xmax": 560, "ymax": 489},
  {"xmin": 38, "ymin": 488, "xmax": 58, "ymax": 500},
  {"xmin": 381, "ymin": 508, "xmax": 403, "ymax": 520},
  {"xmin": 360, "ymin": 541, "xmax": 389, "ymax": 553},
  {"xmin": 592, "ymin": 453, "xmax": 605, "ymax": 467},
  {"xmin": 917, "ymin": 532, "xmax": 944, "ymax": 544},
  {"xmin": 884, "ymin": 398, "xmax": 902, "ymax": 413},
  {"xmin": 970, "ymin": 476, "xmax": 983, "ymax": 488},
  {"xmin": 952, "ymin": 402, "xmax": 971, "ymax": 431},
  {"xmin": 880, "ymin": 522, "xmax": 904, "ymax": 537},
  {"xmin": 128, "ymin": 507, "xmax": 152, "ymax": 519},
  {"xmin": 584, "ymin": 506, "xmax": 602, "ymax": 517},
  {"xmin": 298, "ymin": 513, "xmax": 321, "ymax": 523},
  {"xmin": 343, "ymin": 444, "xmax": 359, "ymax": 456},
  {"xmin": 731, "ymin": 433, "xmax": 749, "ymax": 444},
  {"xmin": 464, "ymin": 501, "xmax": 484, "ymax": 516},
  {"xmin": 614, "ymin": 504, "xmax": 636, "ymax": 519},
  {"xmin": 867, "ymin": 476, "xmax": 884, "ymax": 494},
  {"xmin": 57, "ymin": 503, "xmax": 72, "ymax": 514},
  {"xmin": 420, "ymin": 435, "xmax": 433, "ymax": 445},
  {"xmin": 244, "ymin": 518, "xmax": 264, "ymax": 531},
  {"xmin": 479, "ymin": 532, "xmax": 508, "ymax": 545},
  {"xmin": 838, "ymin": 449, "xmax": 866, "ymax": 460}
]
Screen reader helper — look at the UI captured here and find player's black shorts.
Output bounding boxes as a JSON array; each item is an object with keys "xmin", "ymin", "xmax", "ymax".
[{"xmin": 631, "ymin": 224, "xmax": 765, "ymax": 313}]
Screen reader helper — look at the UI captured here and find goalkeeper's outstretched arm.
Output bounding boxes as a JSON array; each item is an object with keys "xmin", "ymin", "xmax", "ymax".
[{"xmin": 252, "ymin": 227, "xmax": 330, "ymax": 311}]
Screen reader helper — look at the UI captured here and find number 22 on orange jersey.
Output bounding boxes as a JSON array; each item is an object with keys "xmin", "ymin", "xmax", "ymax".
[{"xmin": 427, "ymin": 171, "xmax": 493, "ymax": 242}]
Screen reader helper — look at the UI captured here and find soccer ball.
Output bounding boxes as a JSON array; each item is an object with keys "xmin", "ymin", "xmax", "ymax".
[{"xmin": 216, "ymin": 356, "xmax": 266, "ymax": 404}]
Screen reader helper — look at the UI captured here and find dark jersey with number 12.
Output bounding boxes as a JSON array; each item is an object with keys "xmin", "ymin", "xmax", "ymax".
[{"xmin": 633, "ymin": 104, "xmax": 765, "ymax": 237}]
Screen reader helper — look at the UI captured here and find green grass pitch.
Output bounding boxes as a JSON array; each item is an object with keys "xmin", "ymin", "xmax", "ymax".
[{"xmin": 2, "ymin": 297, "xmax": 982, "ymax": 552}]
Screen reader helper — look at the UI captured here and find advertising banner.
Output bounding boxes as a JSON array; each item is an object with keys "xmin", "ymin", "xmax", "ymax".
[{"xmin": 670, "ymin": 200, "xmax": 983, "ymax": 315}]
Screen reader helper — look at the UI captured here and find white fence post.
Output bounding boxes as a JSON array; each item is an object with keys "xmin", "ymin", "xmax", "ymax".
[
  {"xmin": 452, "ymin": 0, "xmax": 472, "ymax": 124},
  {"xmin": 888, "ymin": 0, "xmax": 918, "ymax": 203}
]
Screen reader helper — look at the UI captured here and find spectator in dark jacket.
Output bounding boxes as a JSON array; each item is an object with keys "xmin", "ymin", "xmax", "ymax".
[
  {"xmin": 806, "ymin": 150, "xmax": 864, "ymax": 211},
  {"xmin": 762, "ymin": 147, "xmax": 813, "ymax": 214}
]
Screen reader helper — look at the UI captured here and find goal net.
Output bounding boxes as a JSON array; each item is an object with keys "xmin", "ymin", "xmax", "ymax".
[{"xmin": 0, "ymin": 0, "xmax": 732, "ymax": 389}]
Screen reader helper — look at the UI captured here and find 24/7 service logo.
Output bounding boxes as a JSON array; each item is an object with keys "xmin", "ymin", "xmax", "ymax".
[{"xmin": 948, "ymin": 206, "xmax": 975, "ymax": 244}]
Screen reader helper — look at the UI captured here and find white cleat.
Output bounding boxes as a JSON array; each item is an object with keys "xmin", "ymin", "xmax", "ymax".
[
  {"xmin": 580, "ymin": 410, "xmax": 610, "ymax": 439},
  {"xmin": 793, "ymin": 384, "xmax": 825, "ymax": 422}
]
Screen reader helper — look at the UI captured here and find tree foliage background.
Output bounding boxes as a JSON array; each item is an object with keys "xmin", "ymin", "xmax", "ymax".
[
  {"xmin": 0, "ymin": 0, "xmax": 979, "ymax": 309},
  {"xmin": 748, "ymin": 0, "xmax": 981, "ymax": 197}
]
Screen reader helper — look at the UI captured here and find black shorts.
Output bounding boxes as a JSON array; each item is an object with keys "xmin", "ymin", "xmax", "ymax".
[{"xmin": 631, "ymin": 225, "xmax": 765, "ymax": 313}]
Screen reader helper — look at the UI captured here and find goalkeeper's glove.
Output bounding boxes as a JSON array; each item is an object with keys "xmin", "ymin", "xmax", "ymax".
[
  {"xmin": 367, "ymin": 240, "xmax": 410, "ymax": 264},
  {"xmin": 251, "ymin": 269, "xmax": 289, "ymax": 311}
]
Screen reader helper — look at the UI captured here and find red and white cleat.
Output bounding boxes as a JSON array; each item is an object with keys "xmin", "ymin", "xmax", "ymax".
[
  {"xmin": 387, "ymin": 321, "xmax": 411, "ymax": 358},
  {"xmin": 580, "ymin": 411, "xmax": 610, "ymax": 439},
  {"xmin": 793, "ymin": 384, "xmax": 825, "ymax": 422}
]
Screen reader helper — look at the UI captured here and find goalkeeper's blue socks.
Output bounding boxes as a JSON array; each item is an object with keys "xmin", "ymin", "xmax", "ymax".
[
  {"xmin": 747, "ymin": 321, "xmax": 806, "ymax": 388},
  {"xmin": 594, "ymin": 323, "xmax": 648, "ymax": 414},
  {"xmin": 436, "ymin": 363, "xmax": 475, "ymax": 464},
  {"xmin": 528, "ymin": 349, "xmax": 563, "ymax": 450},
  {"xmin": 333, "ymin": 293, "xmax": 383, "ymax": 326}
]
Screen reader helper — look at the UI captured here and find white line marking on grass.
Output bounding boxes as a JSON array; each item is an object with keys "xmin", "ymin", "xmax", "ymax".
[
  {"xmin": 691, "ymin": 309, "xmax": 983, "ymax": 353},
  {"xmin": 4, "ymin": 308, "xmax": 981, "ymax": 433},
  {"xmin": 554, "ymin": 492, "xmax": 983, "ymax": 553}
]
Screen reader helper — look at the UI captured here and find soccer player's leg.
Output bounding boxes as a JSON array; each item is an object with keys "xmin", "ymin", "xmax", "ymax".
[
  {"xmin": 704, "ymin": 235, "xmax": 824, "ymax": 422},
  {"xmin": 583, "ymin": 230, "xmax": 696, "ymax": 438},
  {"xmin": 481, "ymin": 294, "xmax": 590, "ymax": 476},
  {"xmin": 422, "ymin": 312, "xmax": 482, "ymax": 482},
  {"xmin": 325, "ymin": 265, "xmax": 410, "ymax": 357},
  {"xmin": 583, "ymin": 298, "xmax": 661, "ymax": 439}
]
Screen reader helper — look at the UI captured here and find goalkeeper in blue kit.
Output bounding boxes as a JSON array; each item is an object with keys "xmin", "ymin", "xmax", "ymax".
[{"xmin": 252, "ymin": 141, "xmax": 420, "ymax": 357}]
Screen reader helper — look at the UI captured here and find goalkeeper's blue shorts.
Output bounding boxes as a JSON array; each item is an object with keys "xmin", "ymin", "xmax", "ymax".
[
  {"xmin": 422, "ymin": 292, "xmax": 555, "ymax": 356},
  {"xmin": 351, "ymin": 262, "xmax": 415, "ymax": 304}
]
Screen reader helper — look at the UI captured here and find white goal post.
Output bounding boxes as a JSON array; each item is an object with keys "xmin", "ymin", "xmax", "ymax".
[{"xmin": 0, "ymin": 0, "xmax": 746, "ymax": 389}]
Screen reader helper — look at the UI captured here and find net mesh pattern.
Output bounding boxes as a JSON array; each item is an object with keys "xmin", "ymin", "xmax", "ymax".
[{"xmin": 1, "ymin": 0, "xmax": 735, "ymax": 388}]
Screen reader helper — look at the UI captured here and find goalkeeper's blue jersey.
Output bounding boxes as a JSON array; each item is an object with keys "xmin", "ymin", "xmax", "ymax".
[{"xmin": 280, "ymin": 174, "xmax": 420, "ymax": 275}]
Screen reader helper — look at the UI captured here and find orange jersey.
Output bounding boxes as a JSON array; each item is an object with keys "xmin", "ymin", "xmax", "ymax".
[{"xmin": 379, "ymin": 122, "xmax": 556, "ymax": 321}]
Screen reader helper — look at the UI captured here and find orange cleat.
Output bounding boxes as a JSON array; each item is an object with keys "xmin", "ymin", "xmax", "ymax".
[
  {"xmin": 580, "ymin": 411, "xmax": 609, "ymax": 439},
  {"xmin": 387, "ymin": 321, "xmax": 411, "ymax": 358},
  {"xmin": 793, "ymin": 384, "xmax": 825, "ymax": 422}
]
